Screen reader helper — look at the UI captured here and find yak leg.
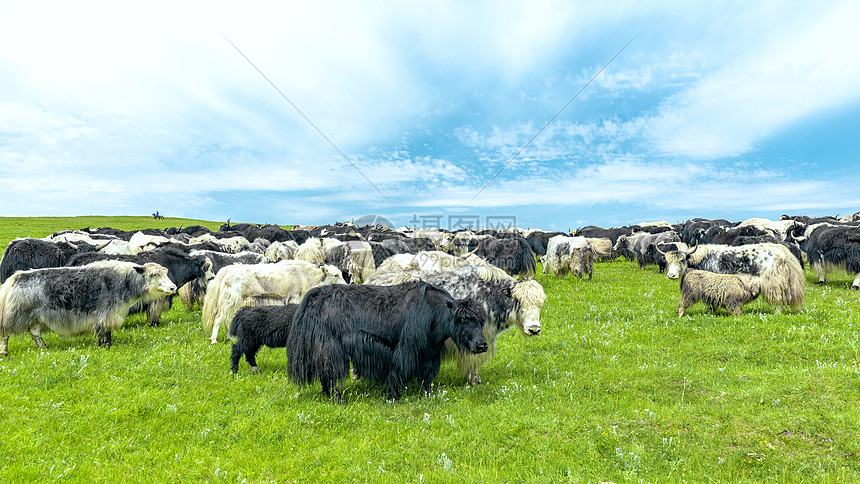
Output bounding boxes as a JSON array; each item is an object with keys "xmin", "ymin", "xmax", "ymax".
[
  {"xmin": 814, "ymin": 263, "xmax": 826, "ymax": 286},
  {"xmin": 210, "ymin": 321, "xmax": 221, "ymax": 345},
  {"xmin": 146, "ymin": 299, "xmax": 170, "ymax": 327},
  {"xmin": 244, "ymin": 345, "xmax": 261, "ymax": 374},
  {"xmin": 321, "ymin": 379, "xmax": 342, "ymax": 404},
  {"xmin": 29, "ymin": 326, "xmax": 47, "ymax": 350},
  {"xmin": 852, "ymin": 272, "xmax": 860, "ymax": 291},
  {"xmin": 677, "ymin": 298, "xmax": 689, "ymax": 317},
  {"xmin": 727, "ymin": 301, "xmax": 744, "ymax": 316},
  {"xmin": 96, "ymin": 326, "xmax": 112, "ymax": 348},
  {"xmin": 0, "ymin": 334, "xmax": 9, "ymax": 356},
  {"xmin": 230, "ymin": 344, "xmax": 242, "ymax": 373},
  {"xmin": 419, "ymin": 360, "xmax": 442, "ymax": 396}
]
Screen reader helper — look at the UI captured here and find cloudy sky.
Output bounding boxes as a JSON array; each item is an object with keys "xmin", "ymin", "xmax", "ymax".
[{"xmin": 1, "ymin": 1, "xmax": 858, "ymax": 230}]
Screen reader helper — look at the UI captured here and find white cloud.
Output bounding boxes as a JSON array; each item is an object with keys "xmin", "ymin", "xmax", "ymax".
[
  {"xmin": 645, "ymin": 2, "xmax": 860, "ymax": 158},
  {"xmin": 1, "ymin": 1, "xmax": 859, "ymax": 226}
]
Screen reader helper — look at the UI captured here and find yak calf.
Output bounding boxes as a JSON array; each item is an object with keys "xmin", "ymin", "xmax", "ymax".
[
  {"xmin": 678, "ymin": 269, "xmax": 761, "ymax": 317},
  {"xmin": 229, "ymin": 304, "xmax": 298, "ymax": 374}
]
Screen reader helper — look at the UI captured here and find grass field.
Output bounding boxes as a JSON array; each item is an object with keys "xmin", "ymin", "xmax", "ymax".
[{"xmin": 1, "ymin": 216, "xmax": 858, "ymax": 482}]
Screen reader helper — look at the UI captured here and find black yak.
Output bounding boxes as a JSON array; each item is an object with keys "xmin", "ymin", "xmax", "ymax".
[
  {"xmin": 286, "ymin": 282, "xmax": 488, "ymax": 401},
  {"xmin": 229, "ymin": 304, "xmax": 298, "ymax": 374},
  {"xmin": 0, "ymin": 238, "xmax": 107, "ymax": 283}
]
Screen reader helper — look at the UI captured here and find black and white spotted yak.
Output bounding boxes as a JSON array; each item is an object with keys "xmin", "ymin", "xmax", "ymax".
[
  {"xmin": 64, "ymin": 247, "xmax": 214, "ymax": 326},
  {"xmin": 0, "ymin": 261, "xmax": 177, "ymax": 356},
  {"xmin": 287, "ymin": 282, "xmax": 488, "ymax": 402},
  {"xmin": 657, "ymin": 242, "xmax": 805, "ymax": 311}
]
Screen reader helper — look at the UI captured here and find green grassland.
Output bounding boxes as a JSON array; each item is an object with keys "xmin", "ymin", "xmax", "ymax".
[{"xmin": 0, "ymin": 216, "xmax": 858, "ymax": 482}]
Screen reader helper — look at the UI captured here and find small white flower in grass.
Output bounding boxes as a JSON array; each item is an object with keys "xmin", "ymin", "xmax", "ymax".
[
  {"xmin": 423, "ymin": 413, "xmax": 431, "ymax": 424},
  {"xmin": 438, "ymin": 452, "xmax": 452, "ymax": 472}
]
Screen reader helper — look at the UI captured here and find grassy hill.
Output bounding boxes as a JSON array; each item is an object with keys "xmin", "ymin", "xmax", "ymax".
[{"xmin": 0, "ymin": 217, "xmax": 858, "ymax": 482}]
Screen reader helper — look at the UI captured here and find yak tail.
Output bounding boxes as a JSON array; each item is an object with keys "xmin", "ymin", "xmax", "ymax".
[
  {"xmin": 200, "ymin": 280, "xmax": 221, "ymax": 333},
  {"xmin": 202, "ymin": 276, "xmax": 243, "ymax": 335},
  {"xmin": 760, "ymin": 246, "xmax": 806, "ymax": 310},
  {"xmin": 519, "ymin": 243, "xmax": 537, "ymax": 278},
  {"xmin": 177, "ymin": 283, "xmax": 198, "ymax": 311},
  {"xmin": 286, "ymin": 293, "xmax": 349, "ymax": 386},
  {"xmin": 227, "ymin": 312, "xmax": 240, "ymax": 340},
  {"xmin": 0, "ymin": 279, "xmax": 10, "ymax": 333}
]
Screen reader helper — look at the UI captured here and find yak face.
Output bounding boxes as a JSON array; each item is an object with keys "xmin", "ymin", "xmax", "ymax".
[
  {"xmin": 511, "ymin": 279, "xmax": 546, "ymax": 335},
  {"xmin": 195, "ymin": 256, "xmax": 216, "ymax": 284},
  {"xmin": 451, "ymin": 299, "xmax": 488, "ymax": 354},
  {"xmin": 201, "ymin": 257, "xmax": 216, "ymax": 283},
  {"xmin": 664, "ymin": 251, "xmax": 689, "ymax": 279},
  {"xmin": 320, "ymin": 264, "xmax": 348, "ymax": 285},
  {"xmin": 141, "ymin": 262, "xmax": 178, "ymax": 296}
]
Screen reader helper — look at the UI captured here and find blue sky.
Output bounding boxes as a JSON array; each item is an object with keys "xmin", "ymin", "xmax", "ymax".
[{"xmin": 1, "ymin": 1, "xmax": 858, "ymax": 230}]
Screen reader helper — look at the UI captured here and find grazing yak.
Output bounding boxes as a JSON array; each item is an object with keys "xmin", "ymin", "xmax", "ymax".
[
  {"xmin": 677, "ymin": 269, "xmax": 761, "ymax": 317},
  {"xmin": 0, "ymin": 238, "xmax": 108, "ymax": 283},
  {"xmin": 613, "ymin": 231, "xmax": 682, "ymax": 272},
  {"xmin": 229, "ymin": 304, "xmax": 299, "ymax": 374},
  {"xmin": 658, "ymin": 243, "xmax": 805, "ymax": 311},
  {"xmin": 177, "ymin": 250, "xmax": 267, "ymax": 310},
  {"xmin": 472, "ymin": 236, "xmax": 536, "ymax": 278},
  {"xmin": 365, "ymin": 264, "xmax": 547, "ymax": 385},
  {"xmin": 264, "ymin": 240, "xmax": 299, "ymax": 262},
  {"xmin": 795, "ymin": 224, "xmax": 860, "ymax": 289},
  {"xmin": 446, "ymin": 232, "xmax": 489, "ymax": 256},
  {"xmin": 524, "ymin": 230, "xmax": 567, "ymax": 257},
  {"xmin": 64, "ymin": 247, "xmax": 214, "ymax": 326},
  {"xmin": 376, "ymin": 250, "xmax": 507, "ymax": 279},
  {"xmin": 543, "ymin": 235, "xmax": 594, "ymax": 281},
  {"xmin": 409, "ymin": 229, "xmax": 454, "ymax": 252},
  {"xmin": 293, "ymin": 238, "xmax": 326, "ymax": 264},
  {"xmin": 128, "ymin": 231, "xmax": 173, "ymax": 253},
  {"xmin": 287, "ymin": 282, "xmax": 488, "ymax": 402},
  {"xmin": 0, "ymin": 261, "xmax": 176, "ymax": 355},
  {"xmin": 202, "ymin": 260, "xmax": 346, "ymax": 344},
  {"xmin": 322, "ymin": 239, "xmax": 376, "ymax": 284}
]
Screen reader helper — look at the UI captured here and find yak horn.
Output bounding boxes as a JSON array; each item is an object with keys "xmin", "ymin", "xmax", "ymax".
[
  {"xmin": 95, "ymin": 240, "xmax": 112, "ymax": 251},
  {"xmin": 461, "ymin": 248, "xmax": 478, "ymax": 258},
  {"xmin": 684, "ymin": 241, "xmax": 699, "ymax": 256}
]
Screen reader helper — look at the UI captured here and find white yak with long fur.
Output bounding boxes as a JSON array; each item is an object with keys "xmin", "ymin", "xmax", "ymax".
[{"xmin": 201, "ymin": 260, "xmax": 346, "ymax": 343}]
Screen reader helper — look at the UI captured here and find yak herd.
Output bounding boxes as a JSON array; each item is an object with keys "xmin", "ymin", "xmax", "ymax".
[{"xmin": 0, "ymin": 212, "xmax": 859, "ymax": 400}]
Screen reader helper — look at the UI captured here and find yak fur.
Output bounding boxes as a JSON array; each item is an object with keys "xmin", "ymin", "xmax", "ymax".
[
  {"xmin": 229, "ymin": 304, "xmax": 298, "ymax": 374},
  {"xmin": 677, "ymin": 269, "xmax": 761, "ymax": 317},
  {"xmin": 286, "ymin": 282, "xmax": 488, "ymax": 401}
]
